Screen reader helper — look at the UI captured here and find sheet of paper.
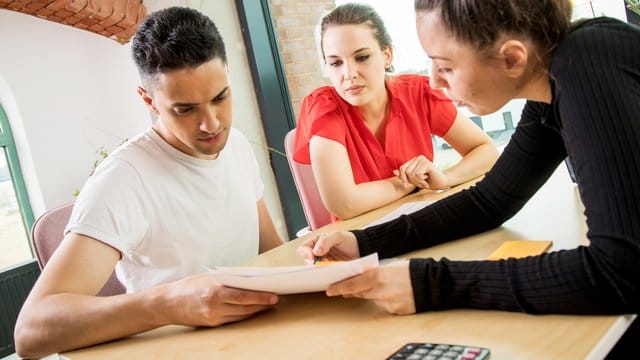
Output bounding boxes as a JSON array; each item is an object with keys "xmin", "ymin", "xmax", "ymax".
[
  {"xmin": 208, "ymin": 253, "xmax": 379, "ymax": 294},
  {"xmin": 40, "ymin": 354, "xmax": 70, "ymax": 360},
  {"xmin": 365, "ymin": 201, "xmax": 434, "ymax": 227}
]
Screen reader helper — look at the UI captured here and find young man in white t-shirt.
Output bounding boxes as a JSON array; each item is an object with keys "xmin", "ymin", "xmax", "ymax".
[{"xmin": 15, "ymin": 7, "xmax": 283, "ymax": 358}]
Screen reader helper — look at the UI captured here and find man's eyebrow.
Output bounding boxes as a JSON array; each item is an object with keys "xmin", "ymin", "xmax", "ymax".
[
  {"xmin": 171, "ymin": 86, "xmax": 229, "ymax": 107},
  {"xmin": 212, "ymin": 86, "xmax": 229, "ymax": 101}
]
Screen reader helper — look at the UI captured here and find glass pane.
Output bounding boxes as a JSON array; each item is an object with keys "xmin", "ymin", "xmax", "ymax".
[
  {"xmin": 573, "ymin": 0, "xmax": 596, "ymax": 18},
  {"xmin": 434, "ymin": 100, "xmax": 524, "ymax": 167},
  {"xmin": 0, "ymin": 147, "xmax": 32, "ymax": 270}
]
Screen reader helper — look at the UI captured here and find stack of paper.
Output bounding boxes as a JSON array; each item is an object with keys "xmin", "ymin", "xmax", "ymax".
[{"xmin": 208, "ymin": 253, "xmax": 379, "ymax": 294}]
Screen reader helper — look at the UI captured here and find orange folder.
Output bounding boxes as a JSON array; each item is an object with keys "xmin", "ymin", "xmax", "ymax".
[{"xmin": 486, "ymin": 240, "xmax": 553, "ymax": 260}]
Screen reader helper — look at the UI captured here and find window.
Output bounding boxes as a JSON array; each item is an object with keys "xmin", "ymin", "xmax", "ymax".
[
  {"xmin": 573, "ymin": 0, "xmax": 630, "ymax": 21},
  {"xmin": 334, "ymin": 0, "xmax": 524, "ymax": 168},
  {"xmin": 0, "ymin": 104, "xmax": 34, "ymax": 270}
]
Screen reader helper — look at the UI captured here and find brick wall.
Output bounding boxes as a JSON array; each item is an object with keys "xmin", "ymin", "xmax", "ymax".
[
  {"xmin": 269, "ymin": 0, "xmax": 334, "ymax": 120},
  {"xmin": 0, "ymin": 0, "xmax": 147, "ymax": 44}
]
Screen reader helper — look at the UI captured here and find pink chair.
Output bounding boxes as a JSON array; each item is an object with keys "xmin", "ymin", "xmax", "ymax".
[
  {"xmin": 31, "ymin": 202, "xmax": 125, "ymax": 296},
  {"xmin": 284, "ymin": 129, "xmax": 332, "ymax": 232}
]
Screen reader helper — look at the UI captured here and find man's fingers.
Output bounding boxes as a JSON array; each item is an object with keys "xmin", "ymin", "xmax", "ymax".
[
  {"xmin": 226, "ymin": 303, "xmax": 276, "ymax": 316},
  {"xmin": 219, "ymin": 287, "xmax": 279, "ymax": 306}
]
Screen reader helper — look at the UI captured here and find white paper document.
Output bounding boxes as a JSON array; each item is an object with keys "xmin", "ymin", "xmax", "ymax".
[
  {"xmin": 208, "ymin": 253, "xmax": 379, "ymax": 294},
  {"xmin": 365, "ymin": 201, "xmax": 434, "ymax": 227}
]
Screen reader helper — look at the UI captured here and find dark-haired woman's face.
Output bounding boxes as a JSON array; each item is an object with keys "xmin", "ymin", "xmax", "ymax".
[{"xmin": 416, "ymin": 11, "xmax": 515, "ymax": 115}]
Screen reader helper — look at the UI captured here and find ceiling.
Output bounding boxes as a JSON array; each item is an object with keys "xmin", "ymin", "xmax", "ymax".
[{"xmin": 0, "ymin": 0, "xmax": 149, "ymax": 44}]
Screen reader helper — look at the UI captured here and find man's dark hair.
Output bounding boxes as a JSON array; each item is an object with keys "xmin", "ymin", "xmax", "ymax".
[{"xmin": 132, "ymin": 7, "xmax": 227, "ymax": 89}]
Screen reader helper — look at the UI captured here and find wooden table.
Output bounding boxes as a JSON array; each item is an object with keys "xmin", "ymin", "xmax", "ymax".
[{"xmin": 63, "ymin": 167, "xmax": 635, "ymax": 359}]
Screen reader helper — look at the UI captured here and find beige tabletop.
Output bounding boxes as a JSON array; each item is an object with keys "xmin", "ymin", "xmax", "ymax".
[{"xmin": 63, "ymin": 167, "xmax": 635, "ymax": 359}]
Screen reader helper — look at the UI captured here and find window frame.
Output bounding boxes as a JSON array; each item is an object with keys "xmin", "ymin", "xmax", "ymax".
[
  {"xmin": 235, "ymin": 0, "xmax": 307, "ymax": 238},
  {"xmin": 0, "ymin": 104, "xmax": 35, "ymax": 254}
]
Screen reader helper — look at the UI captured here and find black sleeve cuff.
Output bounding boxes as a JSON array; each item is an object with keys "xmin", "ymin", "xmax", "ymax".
[{"xmin": 410, "ymin": 258, "xmax": 429, "ymax": 312}]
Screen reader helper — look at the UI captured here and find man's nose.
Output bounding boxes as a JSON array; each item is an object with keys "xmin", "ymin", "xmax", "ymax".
[{"xmin": 200, "ymin": 107, "xmax": 221, "ymax": 133}]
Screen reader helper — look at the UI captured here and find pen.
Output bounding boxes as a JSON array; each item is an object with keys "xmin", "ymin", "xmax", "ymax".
[{"xmin": 313, "ymin": 232, "xmax": 327, "ymax": 264}]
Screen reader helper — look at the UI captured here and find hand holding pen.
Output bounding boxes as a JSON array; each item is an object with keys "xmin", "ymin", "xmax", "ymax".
[
  {"xmin": 297, "ymin": 231, "xmax": 360, "ymax": 265},
  {"xmin": 312, "ymin": 236, "xmax": 343, "ymax": 266},
  {"xmin": 313, "ymin": 233, "xmax": 327, "ymax": 264}
]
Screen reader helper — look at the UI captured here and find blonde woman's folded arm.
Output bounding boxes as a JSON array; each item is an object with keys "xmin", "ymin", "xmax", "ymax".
[{"xmin": 310, "ymin": 136, "xmax": 415, "ymax": 220}]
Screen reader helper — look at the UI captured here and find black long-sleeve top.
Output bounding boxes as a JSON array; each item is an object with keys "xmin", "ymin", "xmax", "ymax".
[{"xmin": 352, "ymin": 17, "xmax": 640, "ymax": 315}]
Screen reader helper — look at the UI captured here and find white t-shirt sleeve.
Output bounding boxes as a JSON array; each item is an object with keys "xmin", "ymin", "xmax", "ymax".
[{"xmin": 65, "ymin": 157, "xmax": 150, "ymax": 253}]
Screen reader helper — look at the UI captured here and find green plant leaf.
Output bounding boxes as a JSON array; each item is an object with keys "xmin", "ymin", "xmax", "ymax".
[{"xmin": 627, "ymin": 0, "xmax": 640, "ymax": 16}]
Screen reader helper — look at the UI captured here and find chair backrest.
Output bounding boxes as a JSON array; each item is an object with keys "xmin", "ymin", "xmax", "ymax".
[
  {"xmin": 31, "ymin": 202, "xmax": 125, "ymax": 296},
  {"xmin": 284, "ymin": 129, "xmax": 332, "ymax": 230}
]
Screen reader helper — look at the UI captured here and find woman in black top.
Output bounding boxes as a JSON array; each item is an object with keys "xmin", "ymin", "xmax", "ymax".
[{"xmin": 299, "ymin": 0, "xmax": 640, "ymax": 318}]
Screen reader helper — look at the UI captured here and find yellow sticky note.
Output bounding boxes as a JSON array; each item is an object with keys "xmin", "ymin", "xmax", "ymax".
[{"xmin": 486, "ymin": 240, "xmax": 553, "ymax": 260}]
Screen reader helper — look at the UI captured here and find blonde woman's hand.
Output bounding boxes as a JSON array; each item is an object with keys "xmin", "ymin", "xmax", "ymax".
[{"xmin": 394, "ymin": 155, "xmax": 450, "ymax": 190}]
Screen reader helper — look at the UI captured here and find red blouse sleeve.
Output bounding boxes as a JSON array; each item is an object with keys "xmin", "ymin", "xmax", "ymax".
[
  {"xmin": 293, "ymin": 88, "xmax": 347, "ymax": 164},
  {"xmin": 424, "ymin": 79, "xmax": 457, "ymax": 137}
]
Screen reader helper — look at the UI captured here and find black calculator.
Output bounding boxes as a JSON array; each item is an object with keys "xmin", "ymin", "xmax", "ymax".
[{"xmin": 386, "ymin": 342, "xmax": 490, "ymax": 360}]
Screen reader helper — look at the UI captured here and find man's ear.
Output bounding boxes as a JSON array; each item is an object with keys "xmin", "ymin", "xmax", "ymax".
[
  {"xmin": 498, "ymin": 40, "xmax": 528, "ymax": 78},
  {"xmin": 137, "ymin": 86, "xmax": 159, "ymax": 114}
]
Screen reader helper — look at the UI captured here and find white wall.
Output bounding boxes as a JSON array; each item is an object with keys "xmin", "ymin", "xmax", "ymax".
[
  {"xmin": 0, "ymin": 9, "xmax": 150, "ymax": 218},
  {"xmin": 0, "ymin": 3, "xmax": 288, "ymax": 240}
]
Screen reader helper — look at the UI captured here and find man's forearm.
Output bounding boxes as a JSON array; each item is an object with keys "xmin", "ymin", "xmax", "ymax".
[{"xmin": 15, "ymin": 286, "xmax": 170, "ymax": 358}]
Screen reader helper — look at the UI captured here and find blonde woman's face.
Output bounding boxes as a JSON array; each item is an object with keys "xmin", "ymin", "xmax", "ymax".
[{"xmin": 322, "ymin": 24, "xmax": 392, "ymax": 107}]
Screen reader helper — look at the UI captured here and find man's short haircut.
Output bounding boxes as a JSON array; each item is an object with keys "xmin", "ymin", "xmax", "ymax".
[{"xmin": 131, "ymin": 7, "xmax": 228, "ymax": 89}]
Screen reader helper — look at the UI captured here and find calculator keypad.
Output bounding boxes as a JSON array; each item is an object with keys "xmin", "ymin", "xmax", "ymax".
[{"xmin": 387, "ymin": 343, "xmax": 490, "ymax": 360}]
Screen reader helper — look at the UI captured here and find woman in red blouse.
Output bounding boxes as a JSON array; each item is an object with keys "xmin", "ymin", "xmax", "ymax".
[{"xmin": 293, "ymin": 3, "xmax": 498, "ymax": 221}]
